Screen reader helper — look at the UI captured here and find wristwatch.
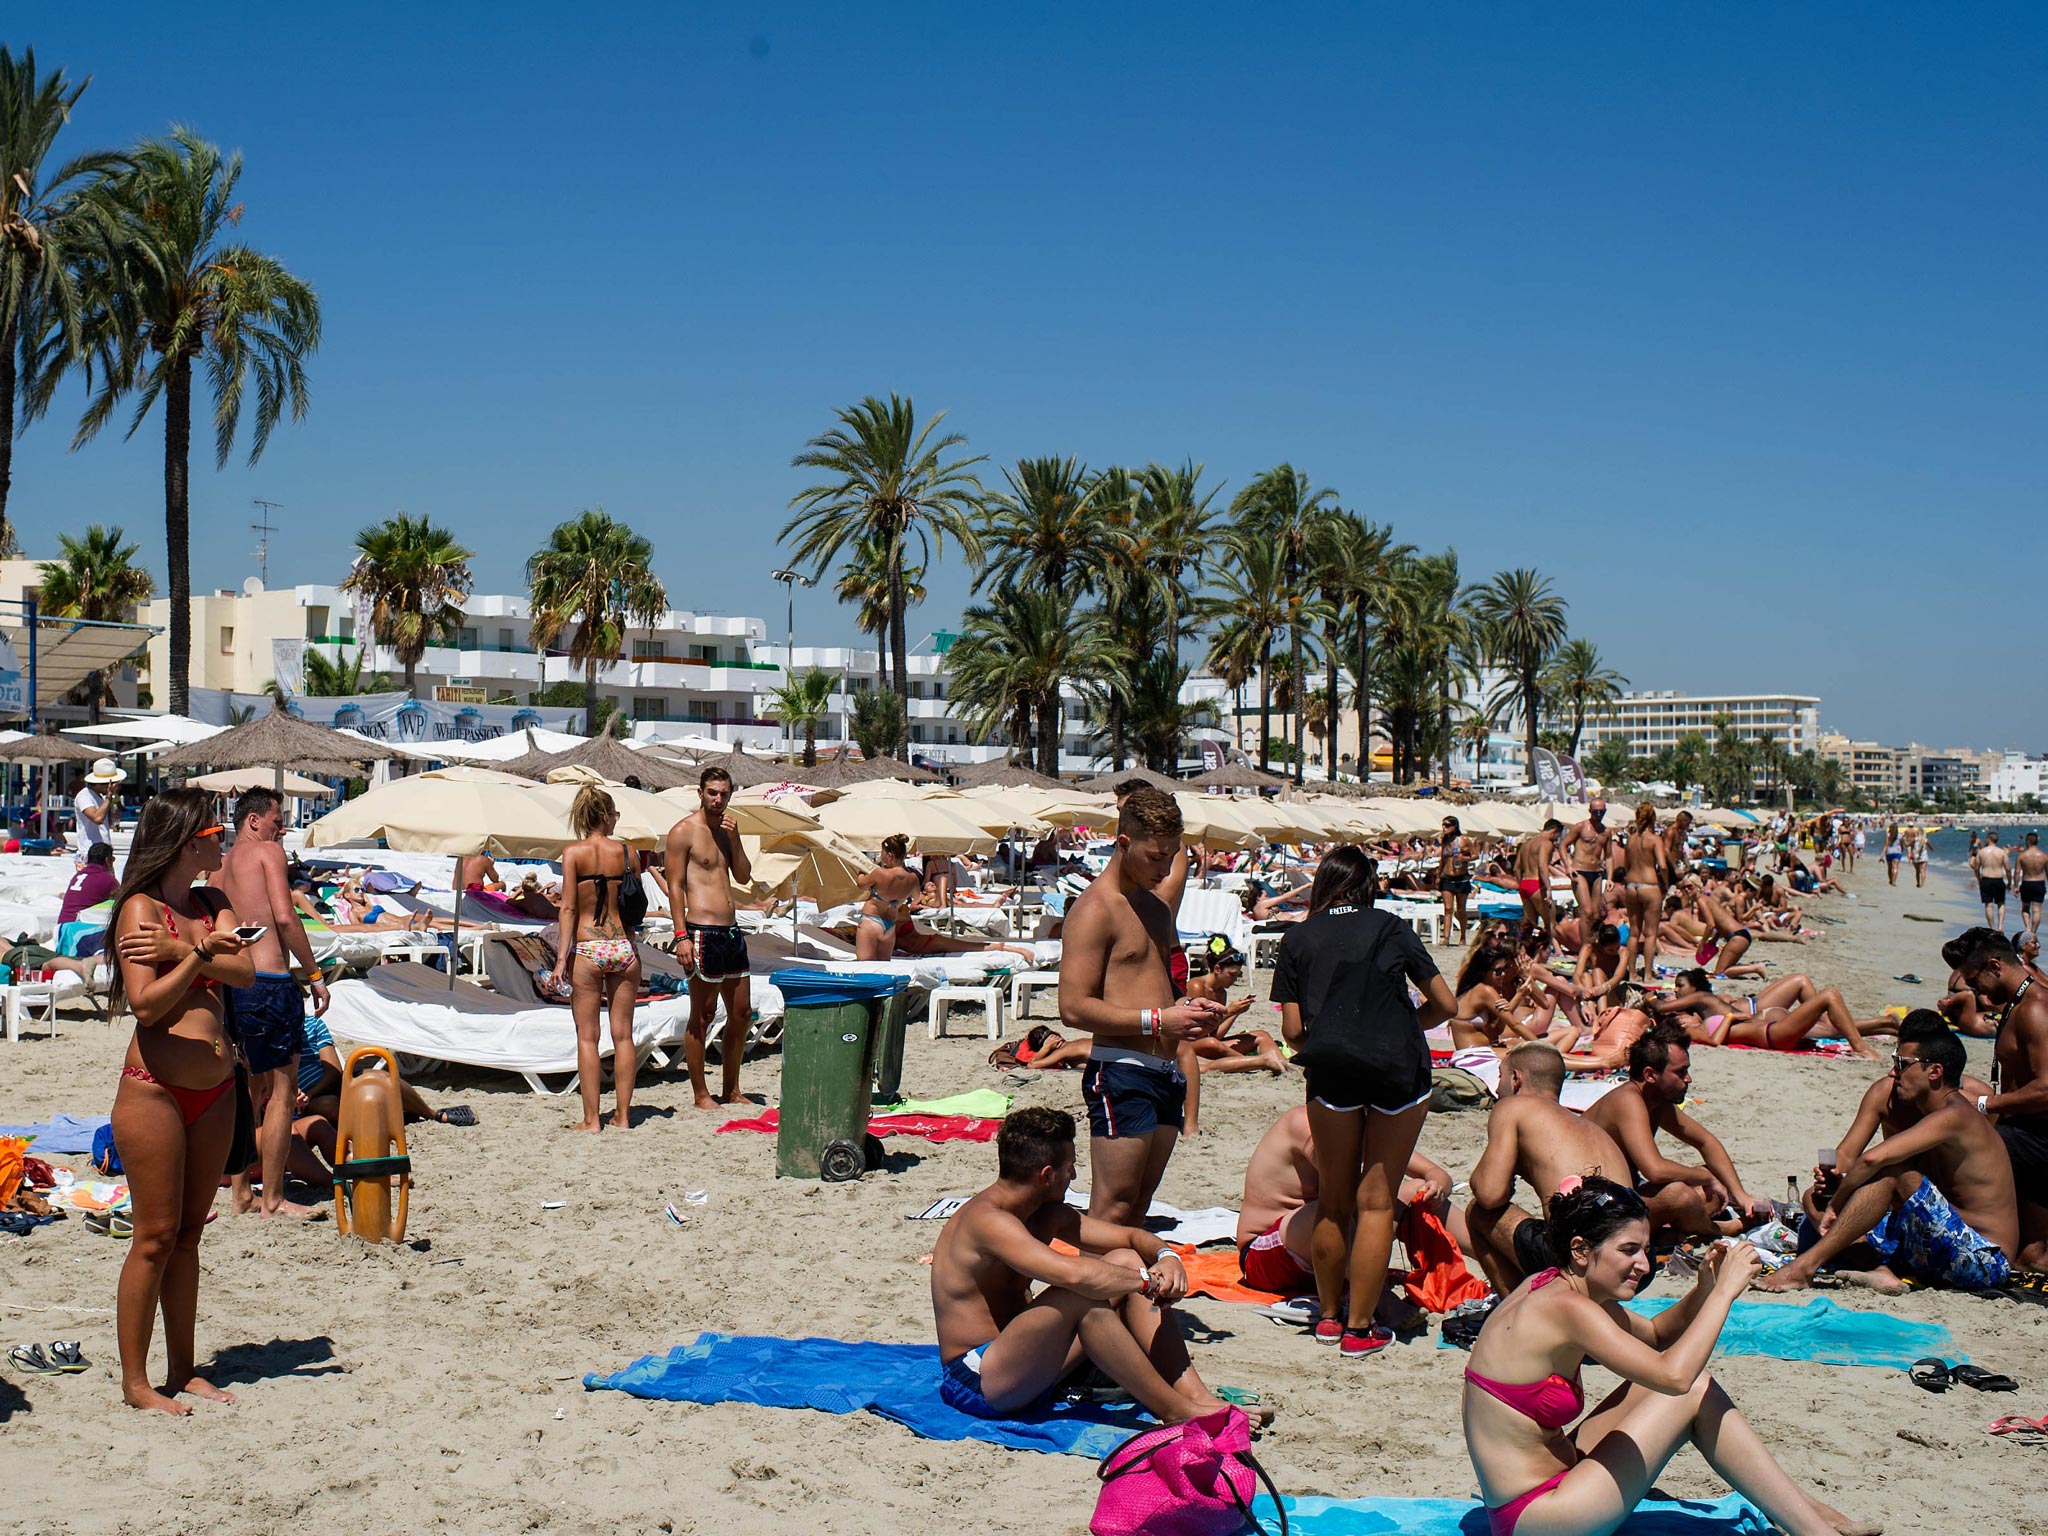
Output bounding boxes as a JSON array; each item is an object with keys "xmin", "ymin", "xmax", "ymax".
[{"xmin": 1978, "ymin": 1094, "xmax": 1990, "ymax": 1114}]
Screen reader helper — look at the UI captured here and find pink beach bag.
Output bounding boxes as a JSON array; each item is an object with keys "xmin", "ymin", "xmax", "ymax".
[{"xmin": 1090, "ymin": 1405, "xmax": 1286, "ymax": 1536}]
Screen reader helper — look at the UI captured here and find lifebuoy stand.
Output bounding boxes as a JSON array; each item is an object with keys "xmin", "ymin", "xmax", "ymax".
[{"xmin": 334, "ymin": 1046, "xmax": 411, "ymax": 1243}]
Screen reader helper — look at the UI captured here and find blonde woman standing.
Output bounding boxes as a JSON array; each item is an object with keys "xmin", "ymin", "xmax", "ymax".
[{"xmin": 555, "ymin": 786, "xmax": 640, "ymax": 1131}]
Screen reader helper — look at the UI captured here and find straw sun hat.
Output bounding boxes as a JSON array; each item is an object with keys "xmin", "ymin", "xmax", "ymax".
[{"xmin": 85, "ymin": 758, "xmax": 127, "ymax": 786}]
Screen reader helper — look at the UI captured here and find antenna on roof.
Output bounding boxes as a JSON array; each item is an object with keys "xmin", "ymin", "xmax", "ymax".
[{"xmin": 252, "ymin": 499, "xmax": 284, "ymax": 586}]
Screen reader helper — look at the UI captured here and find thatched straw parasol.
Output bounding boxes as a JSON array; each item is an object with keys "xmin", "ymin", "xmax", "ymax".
[
  {"xmin": 1075, "ymin": 765, "xmax": 1180, "ymax": 794},
  {"xmin": 794, "ymin": 749, "xmax": 937, "ymax": 788},
  {"xmin": 1186, "ymin": 761, "xmax": 1288, "ymax": 791},
  {"xmin": 947, "ymin": 754, "xmax": 1068, "ymax": 791},
  {"xmin": 696, "ymin": 746, "xmax": 788, "ymax": 789},
  {"xmin": 500, "ymin": 728, "xmax": 698, "ymax": 790},
  {"xmin": 154, "ymin": 699, "xmax": 399, "ymax": 778}
]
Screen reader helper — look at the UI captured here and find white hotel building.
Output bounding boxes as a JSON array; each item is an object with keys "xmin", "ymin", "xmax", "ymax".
[{"xmin": 1576, "ymin": 691, "xmax": 1821, "ymax": 759}]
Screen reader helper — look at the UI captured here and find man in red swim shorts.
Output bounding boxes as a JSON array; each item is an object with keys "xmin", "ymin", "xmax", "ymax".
[
  {"xmin": 1513, "ymin": 819, "xmax": 1566, "ymax": 945},
  {"xmin": 1236, "ymin": 1106, "xmax": 1459, "ymax": 1298}
]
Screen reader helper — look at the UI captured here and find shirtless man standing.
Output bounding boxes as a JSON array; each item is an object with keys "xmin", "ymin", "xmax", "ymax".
[
  {"xmin": 1972, "ymin": 830, "xmax": 2011, "ymax": 932},
  {"xmin": 1059, "ymin": 787, "xmax": 1223, "ymax": 1225},
  {"xmin": 1236, "ymin": 1104, "xmax": 1459, "ymax": 1300},
  {"xmin": 217, "ymin": 788, "xmax": 328, "ymax": 1219},
  {"xmin": 1964, "ymin": 931, "xmax": 2048, "ymax": 1270},
  {"xmin": 1513, "ymin": 820, "xmax": 1565, "ymax": 945},
  {"xmin": 1464, "ymin": 1040, "xmax": 1633, "ymax": 1293},
  {"xmin": 1760, "ymin": 1026, "xmax": 2017, "ymax": 1293},
  {"xmin": 1562, "ymin": 799, "xmax": 1612, "ymax": 929},
  {"xmin": 930, "ymin": 1107, "xmax": 1234, "ymax": 1426},
  {"xmin": 1584, "ymin": 1023, "xmax": 1769, "ymax": 1240},
  {"xmin": 2016, "ymin": 832, "xmax": 2048, "ymax": 944},
  {"xmin": 665, "ymin": 766, "xmax": 753, "ymax": 1109}
]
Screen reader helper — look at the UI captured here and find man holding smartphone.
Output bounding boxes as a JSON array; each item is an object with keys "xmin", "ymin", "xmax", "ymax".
[{"xmin": 219, "ymin": 787, "xmax": 329, "ymax": 1220}]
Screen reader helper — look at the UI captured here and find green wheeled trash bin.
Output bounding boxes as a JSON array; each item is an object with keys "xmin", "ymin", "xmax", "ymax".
[{"xmin": 771, "ymin": 969, "xmax": 908, "ymax": 1180}]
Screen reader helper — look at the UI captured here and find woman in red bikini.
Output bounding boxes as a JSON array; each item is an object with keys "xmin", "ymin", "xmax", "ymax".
[
  {"xmin": 108, "ymin": 788, "xmax": 257, "ymax": 1415},
  {"xmin": 1462, "ymin": 1176, "xmax": 1871, "ymax": 1536}
]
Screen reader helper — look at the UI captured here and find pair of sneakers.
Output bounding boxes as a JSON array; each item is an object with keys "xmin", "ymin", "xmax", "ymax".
[{"xmin": 1310, "ymin": 1317, "xmax": 1392, "ymax": 1359}]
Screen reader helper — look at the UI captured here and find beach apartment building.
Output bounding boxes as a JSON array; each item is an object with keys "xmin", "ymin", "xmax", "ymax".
[
  {"xmin": 1818, "ymin": 732, "xmax": 1906, "ymax": 799},
  {"xmin": 1577, "ymin": 691, "xmax": 1821, "ymax": 760}
]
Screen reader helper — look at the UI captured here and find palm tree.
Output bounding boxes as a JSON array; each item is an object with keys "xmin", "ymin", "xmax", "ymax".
[
  {"xmin": 1136, "ymin": 458, "xmax": 1223, "ymax": 654},
  {"xmin": 56, "ymin": 129, "xmax": 319, "ymax": 716},
  {"xmin": 1317, "ymin": 514, "xmax": 1413, "ymax": 784},
  {"xmin": 783, "ymin": 393, "xmax": 985, "ymax": 708},
  {"xmin": 1453, "ymin": 703, "xmax": 1493, "ymax": 785},
  {"xmin": 1, "ymin": 48, "xmax": 126, "ymax": 557},
  {"xmin": 1123, "ymin": 656, "xmax": 1214, "ymax": 773},
  {"xmin": 948, "ymin": 583, "xmax": 1114, "ymax": 778},
  {"xmin": 976, "ymin": 456, "xmax": 1105, "ymax": 604},
  {"xmin": 769, "ymin": 665, "xmax": 837, "ymax": 767},
  {"xmin": 1583, "ymin": 737, "xmax": 1636, "ymax": 792},
  {"xmin": 833, "ymin": 530, "xmax": 924, "ymax": 694},
  {"xmin": 338, "ymin": 513, "xmax": 473, "ymax": 699},
  {"xmin": 301, "ymin": 645, "xmax": 390, "ymax": 697},
  {"xmin": 1202, "ymin": 615, "xmax": 1260, "ymax": 760},
  {"xmin": 37, "ymin": 522, "xmax": 153, "ymax": 720},
  {"xmin": 526, "ymin": 508, "xmax": 669, "ymax": 737},
  {"xmin": 1210, "ymin": 529, "xmax": 1290, "ymax": 773},
  {"xmin": 1539, "ymin": 637, "xmax": 1626, "ymax": 759},
  {"xmin": 1468, "ymin": 568, "xmax": 1569, "ymax": 784},
  {"xmin": 1231, "ymin": 465, "xmax": 1338, "ymax": 782}
]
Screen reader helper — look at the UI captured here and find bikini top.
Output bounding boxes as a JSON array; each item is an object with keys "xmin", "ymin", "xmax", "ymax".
[
  {"xmin": 157, "ymin": 902, "xmax": 219, "ymax": 995},
  {"xmin": 1462, "ymin": 1271, "xmax": 1586, "ymax": 1428},
  {"xmin": 577, "ymin": 867, "xmax": 624, "ymax": 922}
]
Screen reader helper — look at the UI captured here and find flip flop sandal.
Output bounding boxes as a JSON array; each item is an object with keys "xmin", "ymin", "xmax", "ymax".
[
  {"xmin": 84, "ymin": 1211, "xmax": 133, "ymax": 1240},
  {"xmin": 435, "ymin": 1105, "xmax": 478, "ymax": 1127},
  {"xmin": 1952, "ymin": 1365, "xmax": 2019, "ymax": 1392},
  {"xmin": 8, "ymin": 1343, "xmax": 62, "ymax": 1376},
  {"xmin": 47, "ymin": 1341, "xmax": 89, "ymax": 1374},
  {"xmin": 1909, "ymin": 1358, "xmax": 1953, "ymax": 1392},
  {"xmin": 1987, "ymin": 1414, "xmax": 2048, "ymax": 1446}
]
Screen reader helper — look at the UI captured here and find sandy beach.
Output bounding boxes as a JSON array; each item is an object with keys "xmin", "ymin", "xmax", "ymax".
[{"xmin": 5, "ymin": 852, "xmax": 2042, "ymax": 1536}]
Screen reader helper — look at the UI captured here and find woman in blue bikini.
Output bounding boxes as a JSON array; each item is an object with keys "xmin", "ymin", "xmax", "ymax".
[{"xmin": 853, "ymin": 834, "xmax": 922, "ymax": 960}]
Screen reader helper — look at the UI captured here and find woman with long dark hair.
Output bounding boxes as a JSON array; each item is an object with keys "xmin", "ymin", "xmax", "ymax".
[
  {"xmin": 108, "ymin": 788, "xmax": 256, "ymax": 1414},
  {"xmin": 1463, "ymin": 1176, "xmax": 1870, "ymax": 1536},
  {"xmin": 556, "ymin": 785, "xmax": 640, "ymax": 1131},
  {"xmin": 1274, "ymin": 844, "xmax": 1457, "ymax": 1359}
]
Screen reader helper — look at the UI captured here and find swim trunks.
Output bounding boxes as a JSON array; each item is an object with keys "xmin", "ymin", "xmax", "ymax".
[
  {"xmin": 684, "ymin": 922, "xmax": 749, "ymax": 983},
  {"xmin": 1868, "ymin": 1178, "xmax": 2011, "ymax": 1290},
  {"xmin": 1240, "ymin": 1216, "xmax": 1313, "ymax": 1293},
  {"xmin": 1081, "ymin": 1055, "xmax": 1186, "ymax": 1138},
  {"xmin": 2023, "ymin": 881, "xmax": 2047, "ymax": 906},
  {"xmin": 1980, "ymin": 878, "xmax": 2008, "ymax": 906},
  {"xmin": 1997, "ymin": 1117, "xmax": 2048, "ymax": 1209},
  {"xmin": 938, "ymin": 1346, "xmax": 1083, "ymax": 1418},
  {"xmin": 1518, "ymin": 878, "xmax": 1542, "ymax": 899},
  {"xmin": 1511, "ymin": 1216, "xmax": 1552, "ymax": 1278},
  {"xmin": 228, "ymin": 973, "xmax": 306, "ymax": 1075}
]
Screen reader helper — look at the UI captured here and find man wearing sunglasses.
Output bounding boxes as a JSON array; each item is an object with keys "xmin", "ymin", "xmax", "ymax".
[
  {"xmin": 1562, "ymin": 799, "xmax": 1612, "ymax": 925},
  {"xmin": 1759, "ymin": 1025, "xmax": 2016, "ymax": 1293},
  {"xmin": 1963, "ymin": 930, "xmax": 2048, "ymax": 1271}
]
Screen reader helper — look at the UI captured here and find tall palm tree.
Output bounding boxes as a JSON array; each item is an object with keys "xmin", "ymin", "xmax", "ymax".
[
  {"xmin": 1, "ymin": 48, "xmax": 126, "ymax": 557},
  {"xmin": 1210, "ymin": 529, "xmax": 1290, "ymax": 773},
  {"xmin": 1231, "ymin": 465, "xmax": 1338, "ymax": 783},
  {"xmin": 338, "ymin": 513, "xmax": 474, "ymax": 699},
  {"xmin": 56, "ymin": 129, "xmax": 320, "ymax": 716},
  {"xmin": 976, "ymin": 455, "xmax": 1104, "ymax": 604},
  {"xmin": 1202, "ymin": 614, "xmax": 1260, "ymax": 760},
  {"xmin": 1388, "ymin": 551, "xmax": 1472, "ymax": 787},
  {"xmin": 833, "ymin": 530, "xmax": 924, "ymax": 694},
  {"xmin": 783, "ymin": 393, "xmax": 985, "ymax": 707},
  {"xmin": 1123, "ymin": 655, "xmax": 1214, "ymax": 774},
  {"xmin": 948, "ymin": 583, "xmax": 1114, "ymax": 778},
  {"xmin": 1468, "ymin": 567, "xmax": 1569, "ymax": 784},
  {"xmin": 1320, "ymin": 516, "xmax": 1414, "ymax": 786},
  {"xmin": 1136, "ymin": 458, "xmax": 1223, "ymax": 655},
  {"xmin": 37, "ymin": 522, "xmax": 153, "ymax": 720},
  {"xmin": 526, "ymin": 508, "xmax": 669, "ymax": 737},
  {"xmin": 1539, "ymin": 637, "xmax": 1626, "ymax": 759},
  {"xmin": 768, "ymin": 665, "xmax": 838, "ymax": 767}
]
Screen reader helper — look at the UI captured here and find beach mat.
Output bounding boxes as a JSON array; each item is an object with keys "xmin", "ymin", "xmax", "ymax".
[
  {"xmin": 584, "ymin": 1332, "xmax": 1146, "ymax": 1457},
  {"xmin": 716, "ymin": 1109, "xmax": 999, "ymax": 1143},
  {"xmin": 874, "ymin": 1089, "xmax": 1013, "ymax": 1119},
  {"xmin": 1251, "ymin": 1492, "xmax": 1770, "ymax": 1534},
  {"xmin": 1438, "ymin": 1294, "xmax": 1960, "ymax": 1368},
  {"xmin": 0, "ymin": 1113, "xmax": 109, "ymax": 1154}
]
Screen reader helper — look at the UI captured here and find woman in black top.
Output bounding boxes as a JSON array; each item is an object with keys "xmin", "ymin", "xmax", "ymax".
[{"xmin": 1274, "ymin": 845, "xmax": 1458, "ymax": 1359}]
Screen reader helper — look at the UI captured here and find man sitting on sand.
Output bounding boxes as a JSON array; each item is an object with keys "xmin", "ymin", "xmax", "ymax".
[
  {"xmin": 1761, "ymin": 1023, "xmax": 2016, "ymax": 1293},
  {"xmin": 1464, "ymin": 1041, "xmax": 1633, "ymax": 1293},
  {"xmin": 930, "ymin": 1107, "xmax": 1245, "ymax": 1426},
  {"xmin": 1584, "ymin": 1023, "xmax": 1771, "ymax": 1238},
  {"xmin": 1237, "ymin": 1105, "xmax": 1460, "ymax": 1304}
]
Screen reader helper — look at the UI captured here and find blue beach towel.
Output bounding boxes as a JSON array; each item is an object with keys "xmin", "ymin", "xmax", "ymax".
[
  {"xmin": 1251, "ymin": 1492, "xmax": 1770, "ymax": 1534},
  {"xmin": 584, "ymin": 1333, "xmax": 1150, "ymax": 1458},
  {"xmin": 0, "ymin": 1112, "xmax": 110, "ymax": 1155},
  {"xmin": 1439, "ymin": 1294, "xmax": 1961, "ymax": 1369}
]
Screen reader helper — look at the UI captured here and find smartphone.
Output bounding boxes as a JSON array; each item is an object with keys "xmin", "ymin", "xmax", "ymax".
[{"xmin": 234, "ymin": 925, "xmax": 268, "ymax": 944}]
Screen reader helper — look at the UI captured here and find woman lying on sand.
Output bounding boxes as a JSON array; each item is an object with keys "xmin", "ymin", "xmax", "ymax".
[{"xmin": 1652, "ymin": 970, "xmax": 1892, "ymax": 1059}]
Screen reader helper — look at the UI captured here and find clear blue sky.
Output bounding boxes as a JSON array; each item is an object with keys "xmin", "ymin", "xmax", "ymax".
[{"xmin": 11, "ymin": 4, "xmax": 2044, "ymax": 748}]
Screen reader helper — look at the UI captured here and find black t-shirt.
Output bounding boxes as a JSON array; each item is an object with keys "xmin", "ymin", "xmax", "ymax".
[{"xmin": 1272, "ymin": 904, "xmax": 1440, "ymax": 1080}]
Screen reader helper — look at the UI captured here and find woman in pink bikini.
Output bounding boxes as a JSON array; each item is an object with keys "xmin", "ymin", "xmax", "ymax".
[
  {"xmin": 1462, "ymin": 1176, "xmax": 1871, "ymax": 1536},
  {"xmin": 108, "ymin": 788, "xmax": 257, "ymax": 1415},
  {"xmin": 1652, "ymin": 969, "xmax": 1892, "ymax": 1060}
]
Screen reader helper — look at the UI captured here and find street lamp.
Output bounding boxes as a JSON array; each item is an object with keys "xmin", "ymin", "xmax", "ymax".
[{"xmin": 770, "ymin": 567, "xmax": 815, "ymax": 756}]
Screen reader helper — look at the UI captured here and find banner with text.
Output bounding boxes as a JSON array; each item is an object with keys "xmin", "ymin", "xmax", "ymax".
[{"xmin": 189, "ymin": 688, "xmax": 582, "ymax": 744}]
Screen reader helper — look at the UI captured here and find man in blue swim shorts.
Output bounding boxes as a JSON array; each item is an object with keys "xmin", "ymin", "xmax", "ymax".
[
  {"xmin": 1762, "ymin": 1028, "xmax": 2018, "ymax": 1294},
  {"xmin": 931, "ymin": 1108, "xmax": 1246, "ymax": 1426},
  {"xmin": 1056, "ymin": 789, "xmax": 1225, "ymax": 1226}
]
